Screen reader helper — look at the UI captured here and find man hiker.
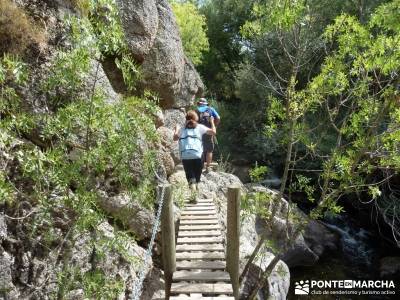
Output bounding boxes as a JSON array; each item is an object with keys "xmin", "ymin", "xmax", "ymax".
[{"xmin": 196, "ymin": 98, "xmax": 220, "ymax": 173}]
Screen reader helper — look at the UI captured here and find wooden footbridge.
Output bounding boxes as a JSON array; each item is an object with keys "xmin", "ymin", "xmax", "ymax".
[{"xmin": 160, "ymin": 185, "xmax": 241, "ymax": 300}]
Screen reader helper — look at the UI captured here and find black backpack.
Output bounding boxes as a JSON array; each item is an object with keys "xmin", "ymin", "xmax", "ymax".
[{"xmin": 197, "ymin": 108, "xmax": 213, "ymax": 128}]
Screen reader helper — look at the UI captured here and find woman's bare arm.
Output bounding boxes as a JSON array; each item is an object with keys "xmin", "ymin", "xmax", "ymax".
[{"xmin": 173, "ymin": 124, "xmax": 180, "ymax": 141}]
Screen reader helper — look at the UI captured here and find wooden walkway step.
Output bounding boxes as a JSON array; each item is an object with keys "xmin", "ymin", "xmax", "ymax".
[
  {"xmin": 177, "ymin": 237, "xmax": 223, "ymax": 244},
  {"xmin": 185, "ymin": 203, "xmax": 215, "ymax": 207},
  {"xmin": 176, "ymin": 260, "xmax": 226, "ymax": 270},
  {"xmin": 173, "ymin": 271, "xmax": 230, "ymax": 282},
  {"xmin": 180, "ymin": 219, "xmax": 219, "ymax": 225},
  {"xmin": 176, "ymin": 244, "xmax": 224, "ymax": 252},
  {"xmin": 172, "ymin": 197, "xmax": 233, "ymax": 298},
  {"xmin": 184, "ymin": 206, "xmax": 216, "ymax": 211},
  {"xmin": 178, "ymin": 230, "xmax": 221, "ymax": 237},
  {"xmin": 171, "ymin": 283, "xmax": 233, "ymax": 295},
  {"xmin": 179, "ymin": 224, "xmax": 220, "ymax": 231},
  {"xmin": 180, "ymin": 219, "xmax": 219, "ymax": 224},
  {"xmin": 176, "ymin": 252, "xmax": 225, "ymax": 260},
  {"xmin": 180, "ymin": 217, "xmax": 218, "ymax": 221},
  {"xmin": 181, "ymin": 210, "xmax": 216, "ymax": 215}
]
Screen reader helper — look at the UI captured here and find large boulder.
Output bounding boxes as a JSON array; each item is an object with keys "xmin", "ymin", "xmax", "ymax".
[
  {"xmin": 240, "ymin": 215, "xmax": 290, "ymax": 300},
  {"xmin": 116, "ymin": 0, "xmax": 158, "ymax": 62},
  {"xmin": 2, "ymin": 214, "xmax": 149, "ymax": 299},
  {"xmin": 164, "ymin": 108, "xmax": 186, "ymax": 129},
  {"xmin": 116, "ymin": 0, "xmax": 204, "ymax": 108},
  {"xmin": 157, "ymin": 126, "xmax": 179, "ymax": 168},
  {"xmin": 247, "ymin": 184, "xmax": 339, "ymax": 267},
  {"xmin": 98, "ymin": 193, "xmax": 155, "ymax": 241},
  {"xmin": 85, "ymin": 60, "xmax": 120, "ymax": 104}
]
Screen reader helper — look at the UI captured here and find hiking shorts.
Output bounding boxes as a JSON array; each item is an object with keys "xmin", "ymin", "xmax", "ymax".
[{"xmin": 202, "ymin": 135, "xmax": 214, "ymax": 153}]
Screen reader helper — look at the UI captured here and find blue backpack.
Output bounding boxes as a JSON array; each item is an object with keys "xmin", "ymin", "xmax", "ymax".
[
  {"xmin": 179, "ymin": 127, "xmax": 203, "ymax": 159},
  {"xmin": 197, "ymin": 107, "xmax": 213, "ymax": 128}
]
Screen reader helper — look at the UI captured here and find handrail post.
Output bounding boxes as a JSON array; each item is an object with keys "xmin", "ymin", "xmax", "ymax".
[
  {"xmin": 160, "ymin": 184, "xmax": 175, "ymax": 299},
  {"xmin": 227, "ymin": 185, "xmax": 240, "ymax": 299}
]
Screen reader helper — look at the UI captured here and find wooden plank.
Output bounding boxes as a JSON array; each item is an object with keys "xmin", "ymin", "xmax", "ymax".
[
  {"xmin": 181, "ymin": 210, "xmax": 216, "ymax": 215},
  {"xmin": 171, "ymin": 283, "xmax": 233, "ymax": 294},
  {"xmin": 179, "ymin": 224, "xmax": 220, "ymax": 231},
  {"xmin": 173, "ymin": 270, "xmax": 230, "ymax": 282},
  {"xmin": 178, "ymin": 230, "xmax": 221, "ymax": 237},
  {"xmin": 185, "ymin": 203, "xmax": 215, "ymax": 207},
  {"xmin": 184, "ymin": 206, "xmax": 216, "ymax": 211},
  {"xmin": 180, "ymin": 219, "xmax": 219, "ymax": 225},
  {"xmin": 180, "ymin": 216, "xmax": 218, "ymax": 220},
  {"xmin": 176, "ymin": 260, "xmax": 226, "ymax": 270},
  {"xmin": 170, "ymin": 297, "xmax": 234, "ymax": 300},
  {"xmin": 176, "ymin": 244, "xmax": 224, "ymax": 252},
  {"xmin": 177, "ymin": 237, "xmax": 223, "ymax": 244},
  {"xmin": 176, "ymin": 252, "xmax": 225, "ymax": 260}
]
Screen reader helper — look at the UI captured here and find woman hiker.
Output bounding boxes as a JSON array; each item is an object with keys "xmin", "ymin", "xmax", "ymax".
[{"xmin": 173, "ymin": 110, "xmax": 216, "ymax": 202}]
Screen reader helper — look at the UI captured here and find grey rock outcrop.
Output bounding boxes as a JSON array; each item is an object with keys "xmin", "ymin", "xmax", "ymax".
[
  {"xmin": 0, "ymin": 214, "xmax": 6, "ymax": 241},
  {"xmin": 162, "ymin": 109, "xmax": 186, "ymax": 163},
  {"xmin": 98, "ymin": 193, "xmax": 155, "ymax": 241},
  {"xmin": 116, "ymin": 0, "xmax": 204, "ymax": 108},
  {"xmin": 116, "ymin": 0, "xmax": 158, "ymax": 62},
  {"xmin": 164, "ymin": 108, "xmax": 186, "ymax": 129},
  {"xmin": 157, "ymin": 126, "xmax": 178, "ymax": 169},
  {"xmin": 2, "ymin": 213, "xmax": 149, "ymax": 299},
  {"xmin": 240, "ymin": 215, "xmax": 290, "ymax": 300},
  {"xmin": 0, "ymin": 251, "xmax": 19, "ymax": 299},
  {"xmin": 247, "ymin": 184, "xmax": 339, "ymax": 267},
  {"xmin": 86, "ymin": 60, "xmax": 120, "ymax": 104}
]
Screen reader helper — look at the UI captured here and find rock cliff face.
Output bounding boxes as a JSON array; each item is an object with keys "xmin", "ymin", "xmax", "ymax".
[
  {"xmin": 116, "ymin": 0, "xmax": 204, "ymax": 108},
  {"xmin": 0, "ymin": 0, "xmax": 203, "ymax": 299}
]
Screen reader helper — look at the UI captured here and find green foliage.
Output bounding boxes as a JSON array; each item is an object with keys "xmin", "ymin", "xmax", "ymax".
[
  {"xmin": 289, "ymin": 175, "xmax": 315, "ymax": 202},
  {"xmin": 197, "ymin": 0, "xmax": 256, "ymax": 100},
  {"xmin": 87, "ymin": 0, "xmax": 127, "ymax": 56},
  {"xmin": 83, "ymin": 269, "xmax": 124, "ymax": 299},
  {"xmin": 241, "ymin": 0, "xmax": 307, "ymax": 36},
  {"xmin": 57, "ymin": 266, "xmax": 124, "ymax": 300},
  {"xmin": 0, "ymin": 54, "xmax": 28, "ymax": 117},
  {"xmin": 241, "ymin": 191, "xmax": 272, "ymax": 221},
  {"xmin": 249, "ymin": 164, "xmax": 268, "ymax": 183},
  {"xmin": 305, "ymin": 1, "xmax": 400, "ymax": 223},
  {"xmin": 171, "ymin": 1, "xmax": 210, "ymax": 65},
  {"xmin": 0, "ymin": 170, "xmax": 14, "ymax": 205}
]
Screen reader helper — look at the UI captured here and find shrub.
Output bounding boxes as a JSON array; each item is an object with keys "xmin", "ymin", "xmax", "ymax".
[{"xmin": 0, "ymin": 0, "xmax": 44, "ymax": 55}]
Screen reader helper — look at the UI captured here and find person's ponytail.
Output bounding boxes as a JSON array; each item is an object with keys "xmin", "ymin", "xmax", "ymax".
[{"xmin": 185, "ymin": 110, "xmax": 199, "ymax": 129}]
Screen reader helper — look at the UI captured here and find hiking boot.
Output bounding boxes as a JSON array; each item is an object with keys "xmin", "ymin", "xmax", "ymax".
[{"xmin": 189, "ymin": 183, "xmax": 197, "ymax": 203}]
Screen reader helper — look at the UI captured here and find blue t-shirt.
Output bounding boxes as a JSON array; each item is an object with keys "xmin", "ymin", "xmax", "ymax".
[{"xmin": 197, "ymin": 105, "xmax": 220, "ymax": 119}]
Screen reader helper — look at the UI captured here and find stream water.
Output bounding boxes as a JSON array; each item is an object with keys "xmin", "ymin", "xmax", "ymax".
[{"xmin": 288, "ymin": 214, "xmax": 400, "ymax": 299}]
